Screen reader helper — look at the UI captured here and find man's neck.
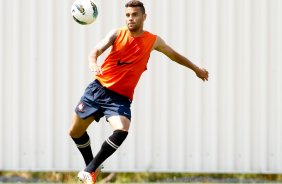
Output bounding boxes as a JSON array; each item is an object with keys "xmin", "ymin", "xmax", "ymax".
[{"xmin": 129, "ymin": 29, "xmax": 144, "ymax": 37}]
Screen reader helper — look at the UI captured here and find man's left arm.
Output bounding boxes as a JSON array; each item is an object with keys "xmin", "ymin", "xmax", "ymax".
[{"xmin": 154, "ymin": 36, "xmax": 209, "ymax": 81}]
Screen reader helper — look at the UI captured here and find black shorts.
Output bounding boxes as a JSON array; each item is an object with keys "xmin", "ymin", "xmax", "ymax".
[{"xmin": 75, "ymin": 80, "xmax": 132, "ymax": 122}]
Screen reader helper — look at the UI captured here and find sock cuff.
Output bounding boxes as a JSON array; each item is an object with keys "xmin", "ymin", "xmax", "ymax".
[
  {"xmin": 72, "ymin": 132, "xmax": 91, "ymax": 148},
  {"xmin": 106, "ymin": 130, "xmax": 128, "ymax": 150},
  {"xmin": 113, "ymin": 130, "xmax": 128, "ymax": 137}
]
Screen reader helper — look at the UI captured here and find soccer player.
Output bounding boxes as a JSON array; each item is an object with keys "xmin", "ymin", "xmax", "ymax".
[{"xmin": 69, "ymin": 1, "xmax": 209, "ymax": 183}]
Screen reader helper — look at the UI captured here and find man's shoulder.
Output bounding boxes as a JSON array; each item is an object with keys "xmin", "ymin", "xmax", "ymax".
[
  {"xmin": 143, "ymin": 30, "xmax": 157, "ymax": 36},
  {"xmin": 151, "ymin": 36, "xmax": 166, "ymax": 51},
  {"xmin": 107, "ymin": 27, "xmax": 126, "ymax": 36},
  {"xmin": 117, "ymin": 26, "xmax": 128, "ymax": 33}
]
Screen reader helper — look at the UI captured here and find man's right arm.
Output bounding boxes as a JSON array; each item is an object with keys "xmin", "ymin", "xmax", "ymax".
[{"xmin": 88, "ymin": 29, "xmax": 118, "ymax": 74}]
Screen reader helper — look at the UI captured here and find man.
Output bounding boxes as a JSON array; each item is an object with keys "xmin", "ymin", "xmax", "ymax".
[{"xmin": 69, "ymin": 1, "xmax": 209, "ymax": 183}]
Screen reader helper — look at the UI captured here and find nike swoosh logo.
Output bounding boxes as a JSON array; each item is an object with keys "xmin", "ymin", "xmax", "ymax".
[{"xmin": 117, "ymin": 60, "xmax": 133, "ymax": 66}]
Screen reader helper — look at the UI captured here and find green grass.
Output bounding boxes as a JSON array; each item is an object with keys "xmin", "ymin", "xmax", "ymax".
[{"xmin": 1, "ymin": 171, "xmax": 282, "ymax": 183}]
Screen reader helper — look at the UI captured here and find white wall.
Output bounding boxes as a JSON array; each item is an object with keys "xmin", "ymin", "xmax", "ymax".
[{"xmin": 0, "ymin": 0, "xmax": 281, "ymax": 172}]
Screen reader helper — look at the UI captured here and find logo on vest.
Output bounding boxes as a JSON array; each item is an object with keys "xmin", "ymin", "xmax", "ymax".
[{"xmin": 117, "ymin": 59, "xmax": 133, "ymax": 66}]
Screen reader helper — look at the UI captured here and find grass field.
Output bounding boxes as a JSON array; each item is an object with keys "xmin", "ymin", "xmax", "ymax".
[{"xmin": 1, "ymin": 172, "xmax": 282, "ymax": 183}]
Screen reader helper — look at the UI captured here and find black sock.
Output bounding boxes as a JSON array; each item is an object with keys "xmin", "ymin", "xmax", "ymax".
[
  {"xmin": 85, "ymin": 130, "xmax": 128, "ymax": 172},
  {"xmin": 71, "ymin": 132, "xmax": 93, "ymax": 166}
]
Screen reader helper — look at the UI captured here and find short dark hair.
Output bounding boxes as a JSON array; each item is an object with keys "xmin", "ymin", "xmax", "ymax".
[{"xmin": 125, "ymin": 0, "xmax": 146, "ymax": 14}]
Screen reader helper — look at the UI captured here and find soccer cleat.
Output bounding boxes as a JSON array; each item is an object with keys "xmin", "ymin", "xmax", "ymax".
[{"xmin": 77, "ymin": 165, "xmax": 103, "ymax": 184}]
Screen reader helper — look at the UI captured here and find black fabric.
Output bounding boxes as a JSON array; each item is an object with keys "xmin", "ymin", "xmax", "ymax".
[
  {"xmin": 72, "ymin": 132, "xmax": 93, "ymax": 166},
  {"xmin": 85, "ymin": 130, "xmax": 128, "ymax": 172}
]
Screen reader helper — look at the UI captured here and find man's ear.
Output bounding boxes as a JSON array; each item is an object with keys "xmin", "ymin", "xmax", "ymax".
[{"xmin": 143, "ymin": 13, "xmax": 147, "ymax": 21}]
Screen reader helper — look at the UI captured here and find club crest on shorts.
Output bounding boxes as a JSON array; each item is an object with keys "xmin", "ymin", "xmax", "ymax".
[{"xmin": 77, "ymin": 102, "xmax": 85, "ymax": 112}]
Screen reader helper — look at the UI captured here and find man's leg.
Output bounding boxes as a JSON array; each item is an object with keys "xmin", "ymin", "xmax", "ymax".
[
  {"xmin": 84, "ymin": 115, "xmax": 130, "ymax": 172},
  {"xmin": 69, "ymin": 113, "xmax": 95, "ymax": 165}
]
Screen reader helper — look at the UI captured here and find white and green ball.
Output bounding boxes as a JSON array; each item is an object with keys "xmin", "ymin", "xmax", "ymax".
[{"xmin": 71, "ymin": 0, "xmax": 98, "ymax": 25}]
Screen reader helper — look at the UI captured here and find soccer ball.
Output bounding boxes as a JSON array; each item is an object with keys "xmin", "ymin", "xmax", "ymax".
[{"xmin": 71, "ymin": 0, "xmax": 98, "ymax": 25}]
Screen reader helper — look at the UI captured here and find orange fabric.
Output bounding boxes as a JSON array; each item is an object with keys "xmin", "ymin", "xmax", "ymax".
[{"xmin": 96, "ymin": 27, "xmax": 157, "ymax": 100}]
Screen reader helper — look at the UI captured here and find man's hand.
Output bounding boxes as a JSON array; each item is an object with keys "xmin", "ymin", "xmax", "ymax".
[
  {"xmin": 195, "ymin": 67, "xmax": 209, "ymax": 81},
  {"xmin": 89, "ymin": 62, "xmax": 103, "ymax": 75}
]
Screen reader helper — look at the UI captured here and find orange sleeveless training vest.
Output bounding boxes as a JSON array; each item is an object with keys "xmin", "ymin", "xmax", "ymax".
[{"xmin": 96, "ymin": 27, "xmax": 157, "ymax": 100}]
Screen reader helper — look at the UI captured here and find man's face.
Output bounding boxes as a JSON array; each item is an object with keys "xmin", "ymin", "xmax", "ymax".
[{"xmin": 125, "ymin": 7, "xmax": 146, "ymax": 32}]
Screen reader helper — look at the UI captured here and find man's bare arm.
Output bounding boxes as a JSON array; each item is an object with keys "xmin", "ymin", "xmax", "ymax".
[
  {"xmin": 153, "ymin": 36, "xmax": 209, "ymax": 81},
  {"xmin": 88, "ymin": 29, "xmax": 118, "ymax": 74}
]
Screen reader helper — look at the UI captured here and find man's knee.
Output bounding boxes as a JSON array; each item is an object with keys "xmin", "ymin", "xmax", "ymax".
[
  {"xmin": 68, "ymin": 114, "xmax": 94, "ymax": 138},
  {"xmin": 68, "ymin": 128, "xmax": 79, "ymax": 138},
  {"xmin": 108, "ymin": 115, "xmax": 131, "ymax": 131}
]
